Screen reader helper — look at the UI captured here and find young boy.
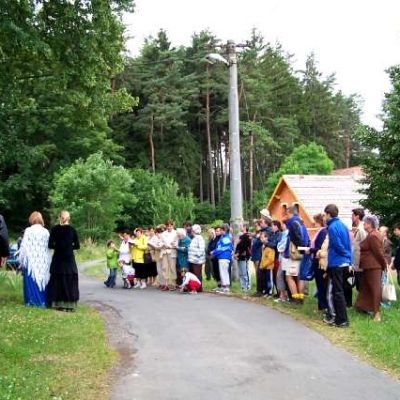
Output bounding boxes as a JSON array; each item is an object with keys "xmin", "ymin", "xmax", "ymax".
[
  {"xmin": 104, "ymin": 240, "xmax": 119, "ymax": 288},
  {"xmin": 179, "ymin": 268, "xmax": 202, "ymax": 294}
]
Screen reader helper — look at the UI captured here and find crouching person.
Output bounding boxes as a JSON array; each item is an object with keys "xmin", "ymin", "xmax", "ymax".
[{"xmin": 179, "ymin": 269, "xmax": 202, "ymax": 294}]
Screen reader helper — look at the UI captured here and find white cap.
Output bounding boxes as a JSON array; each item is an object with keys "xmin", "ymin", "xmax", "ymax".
[{"xmin": 260, "ymin": 208, "xmax": 272, "ymax": 220}]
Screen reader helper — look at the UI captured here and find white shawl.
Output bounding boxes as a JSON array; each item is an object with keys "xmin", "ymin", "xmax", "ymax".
[{"xmin": 19, "ymin": 224, "xmax": 51, "ymax": 291}]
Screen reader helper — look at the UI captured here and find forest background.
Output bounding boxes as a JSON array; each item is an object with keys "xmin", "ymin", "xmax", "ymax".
[{"xmin": 1, "ymin": 0, "xmax": 398, "ymax": 241}]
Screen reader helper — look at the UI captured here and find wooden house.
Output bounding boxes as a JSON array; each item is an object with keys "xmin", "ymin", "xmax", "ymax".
[{"xmin": 267, "ymin": 174, "xmax": 366, "ymax": 236}]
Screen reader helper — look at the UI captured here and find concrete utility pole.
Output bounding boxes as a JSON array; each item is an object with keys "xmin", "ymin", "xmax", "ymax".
[{"xmin": 227, "ymin": 40, "xmax": 243, "ymax": 233}]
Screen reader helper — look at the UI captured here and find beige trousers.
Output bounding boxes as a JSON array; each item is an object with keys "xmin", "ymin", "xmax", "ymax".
[{"xmin": 161, "ymin": 254, "xmax": 177, "ymax": 286}]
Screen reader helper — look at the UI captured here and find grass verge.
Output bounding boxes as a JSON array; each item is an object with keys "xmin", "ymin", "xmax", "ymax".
[
  {"xmin": 203, "ymin": 270, "xmax": 400, "ymax": 380},
  {"xmin": 0, "ymin": 271, "xmax": 116, "ymax": 400},
  {"xmin": 75, "ymin": 240, "xmax": 105, "ymax": 263},
  {"xmin": 84, "ymin": 262, "xmax": 108, "ymax": 279}
]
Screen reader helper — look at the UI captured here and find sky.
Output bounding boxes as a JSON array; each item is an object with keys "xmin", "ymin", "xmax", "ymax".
[{"xmin": 124, "ymin": 0, "xmax": 400, "ymax": 130}]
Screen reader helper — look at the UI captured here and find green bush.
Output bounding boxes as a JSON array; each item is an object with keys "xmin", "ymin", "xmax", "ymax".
[
  {"xmin": 265, "ymin": 142, "xmax": 334, "ymax": 197},
  {"xmin": 50, "ymin": 153, "xmax": 136, "ymax": 241},
  {"xmin": 121, "ymin": 169, "xmax": 195, "ymax": 228},
  {"xmin": 193, "ymin": 201, "xmax": 216, "ymax": 224}
]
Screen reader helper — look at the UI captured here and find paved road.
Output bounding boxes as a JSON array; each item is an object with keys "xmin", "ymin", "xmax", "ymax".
[{"xmin": 80, "ymin": 270, "xmax": 400, "ymax": 400}]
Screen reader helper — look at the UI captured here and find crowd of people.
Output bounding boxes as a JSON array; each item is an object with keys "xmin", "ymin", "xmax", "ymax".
[
  {"xmin": 105, "ymin": 220, "xmax": 230, "ymax": 294},
  {"xmin": 0, "ymin": 203, "xmax": 399, "ymax": 325},
  {"xmin": 251, "ymin": 205, "xmax": 399, "ymax": 325}
]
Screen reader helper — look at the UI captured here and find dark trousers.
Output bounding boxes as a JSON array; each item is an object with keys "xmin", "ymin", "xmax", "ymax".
[
  {"xmin": 254, "ymin": 260, "xmax": 262, "ymax": 294},
  {"xmin": 205, "ymin": 256, "xmax": 212, "ymax": 280},
  {"xmin": 259, "ymin": 269, "xmax": 273, "ymax": 295},
  {"xmin": 189, "ymin": 263, "xmax": 203, "ymax": 291},
  {"xmin": 328, "ymin": 267, "xmax": 348, "ymax": 324},
  {"xmin": 314, "ymin": 265, "xmax": 328, "ymax": 310},
  {"xmin": 212, "ymin": 258, "xmax": 221, "ymax": 284},
  {"xmin": 343, "ymin": 268, "xmax": 355, "ymax": 307},
  {"xmin": 355, "ymin": 270, "xmax": 363, "ymax": 291}
]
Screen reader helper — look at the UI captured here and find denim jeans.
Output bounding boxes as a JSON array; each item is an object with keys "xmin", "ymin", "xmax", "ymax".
[
  {"xmin": 238, "ymin": 260, "xmax": 250, "ymax": 290},
  {"xmin": 105, "ymin": 268, "xmax": 117, "ymax": 287}
]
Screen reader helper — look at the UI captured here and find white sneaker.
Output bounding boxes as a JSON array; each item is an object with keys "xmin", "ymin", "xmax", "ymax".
[
  {"xmin": 134, "ymin": 282, "xmax": 141, "ymax": 289},
  {"xmin": 140, "ymin": 281, "xmax": 147, "ymax": 289}
]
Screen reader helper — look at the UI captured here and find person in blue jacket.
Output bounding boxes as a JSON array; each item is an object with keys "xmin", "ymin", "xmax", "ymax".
[
  {"xmin": 212, "ymin": 224, "xmax": 233, "ymax": 293},
  {"xmin": 251, "ymin": 221, "xmax": 264, "ymax": 297},
  {"xmin": 324, "ymin": 204, "xmax": 352, "ymax": 328}
]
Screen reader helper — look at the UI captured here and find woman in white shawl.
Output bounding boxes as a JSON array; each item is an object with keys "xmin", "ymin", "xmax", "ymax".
[{"xmin": 19, "ymin": 212, "xmax": 51, "ymax": 307}]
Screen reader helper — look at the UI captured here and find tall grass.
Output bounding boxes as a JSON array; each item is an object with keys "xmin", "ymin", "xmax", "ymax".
[{"xmin": 75, "ymin": 239, "xmax": 106, "ymax": 263}]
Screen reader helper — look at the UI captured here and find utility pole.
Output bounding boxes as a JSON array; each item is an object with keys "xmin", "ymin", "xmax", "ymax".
[
  {"xmin": 205, "ymin": 62, "xmax": 215, "ymax": 208},
  {"xmin": 227, "ymin": 40, "xmax": 244, "ymax": 234},
  {"xmin": 205, "ymin": 41, "xmax": 247, "ymax": 282}
]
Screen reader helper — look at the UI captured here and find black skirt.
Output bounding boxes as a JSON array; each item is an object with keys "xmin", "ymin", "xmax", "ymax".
[
  {"xmin": 148, "ymin": 261, "xmax": 158, "ymax": 277},
  {"xmin": 134, "ymin": 262, "xmax": 148, "ymax": 279},
  {"xmin": 47, "ymin": 273, "xmax": 79, "ymax": 304}
]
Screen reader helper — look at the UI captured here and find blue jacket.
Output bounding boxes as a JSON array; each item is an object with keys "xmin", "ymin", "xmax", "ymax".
[
  {"xmin": 177, "ymin": 236, "xmax": 191, "ymax": 269},
  {"xmin": 310, "ymin": 228, "xmax": 328, "ymax": 259},
  {"xmin": 284, "ymin": 215, "xmax": 309, "ymax": 258},
  {"xmin": 326, "ymin": 217, "xmax": 352, "ymax": 268},
  {"xmin": 267, "ymin": 231, "xmax": 282, "ymax": 260},
  {"xmin": 213, "ymin": 233, "xmax": 233, "ymax": 261},
  {"xmin": 251, "ymin": 235, "xmax": 263, "ymax": 261}
]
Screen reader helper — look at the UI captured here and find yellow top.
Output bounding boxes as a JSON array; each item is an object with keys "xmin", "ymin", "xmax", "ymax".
[{"xmin": 131, "ymin": 235, "xmax": 148, "ymax": 263}]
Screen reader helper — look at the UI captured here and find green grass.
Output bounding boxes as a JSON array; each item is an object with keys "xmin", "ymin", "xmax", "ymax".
[
  {"xmin": 75, "ymin": 240, "xmax": 106, "ymax": 263},
  {"xmin": 0, "ymin": 271, "xmax": 116, "ymax": 400},
  {"xmin": 84, "ymin": 262, "xmax": 108, "ymax": 279},
  {"xmin": 204, "ymin": 268, "xmax": 400, "ymax": 379}
]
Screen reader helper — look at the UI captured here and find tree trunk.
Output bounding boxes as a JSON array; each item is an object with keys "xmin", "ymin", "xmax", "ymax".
[
  {"xmin": 223, "ymin": 131, "xmax": 229, "ymax": 193},
  {"xmin": 216, "ymin": 134, "xmax": 221, "ymax": 202},
  {"xmin": 199, "ymin": 158, "xmax": 203, "ymax": 202},
  {"xmin": 249, "ymin": 130, "xmax": 254, "ymax": 217},
  {"xmin": 206, "ymin": 64, "xmax": 215, "ymax": 208},
  {"xmin": 345, "ymin": 131, "xmax": 351, "ymax": 168},
  {"xmin": 149, "ymin": 113, "xmax": 155, "ymax": 172}
]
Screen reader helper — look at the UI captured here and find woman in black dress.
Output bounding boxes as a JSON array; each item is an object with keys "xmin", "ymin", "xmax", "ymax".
[{"xmin": 47, "ymin": 210, "xmax": 80, "ymax": 311}]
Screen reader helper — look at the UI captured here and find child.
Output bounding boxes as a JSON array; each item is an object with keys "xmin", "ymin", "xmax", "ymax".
[
  {"xmin": 179, "ymin": 268, "xmax": 202, "ymax": 294},
  {"xmin": 118, "ymin": 230, "xmax": 135, "ymax": 289},
  {"xmin": 121, "ymin": 262, "xmax": 135, "ymax": 289},
  {"xmin": 104, "ymin": 240, "xmax": 119, "ymax": 288}
]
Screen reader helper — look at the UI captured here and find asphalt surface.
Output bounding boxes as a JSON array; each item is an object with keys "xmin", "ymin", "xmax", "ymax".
[{"xmin": 79, "ymin": 269, "xmax": 400, "ymax": 400}]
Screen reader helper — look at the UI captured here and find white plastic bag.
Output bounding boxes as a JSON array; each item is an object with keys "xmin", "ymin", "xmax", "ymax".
[{"xmin": 382, "ymin": 269, "xmax": 397, "ymax": 302}]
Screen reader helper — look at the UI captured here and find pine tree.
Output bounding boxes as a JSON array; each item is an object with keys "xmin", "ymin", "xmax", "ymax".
[{"xmin": 357, "ymin": 65, "xmax": 400, "ymax": 224}]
